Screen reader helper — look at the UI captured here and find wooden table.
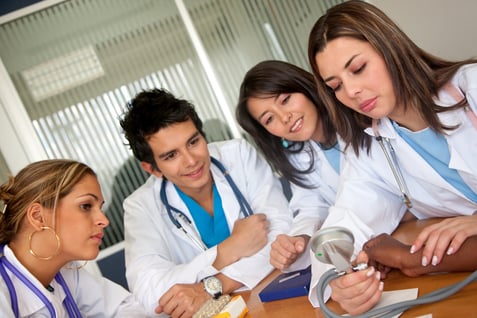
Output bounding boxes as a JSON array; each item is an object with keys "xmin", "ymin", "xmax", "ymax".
[{"xmin": 236, "ymin": 219, "xmax": 477, "ymax": 317}]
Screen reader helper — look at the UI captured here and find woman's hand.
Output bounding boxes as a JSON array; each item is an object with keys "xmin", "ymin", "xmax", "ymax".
[
  {"xmin": 329, "ymin": 251, "xmax": 383, "ymax": 315},
  {"xmin": 270, "ymin": 234, "xmax": 309, "ymax": 270},
  {"xmin": 410, "ymin": 215, "xmax": 477, "ymax": 267}
]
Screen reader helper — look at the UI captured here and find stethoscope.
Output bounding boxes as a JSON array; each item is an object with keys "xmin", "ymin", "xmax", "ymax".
[
  {"xmin": 372, "ymin": 119, "xmax": 413, "ymax": 209},
  {"xmin": 160, "ymin": 156, "xmax": 254, "ymax": 250},
  {"xmin": 0, "ymin": 245, "xmax": 82, "ymax": 318}
]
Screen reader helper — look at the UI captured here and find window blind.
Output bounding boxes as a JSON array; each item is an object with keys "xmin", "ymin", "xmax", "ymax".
[{"xmin": 0, "ymin": 0, "xmax": 343, "ymax": 248}]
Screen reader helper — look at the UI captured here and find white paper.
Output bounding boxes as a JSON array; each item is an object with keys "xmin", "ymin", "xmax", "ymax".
[
  {"xmin": 344, "ymin": 288, "xmax": 418, "ymax": 318},
  {"xmin": 372, "ymin": 288, "xmax": 419, "ymax": 318}
]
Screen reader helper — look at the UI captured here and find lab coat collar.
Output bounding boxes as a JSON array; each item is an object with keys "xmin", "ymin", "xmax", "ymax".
[
  {"xmin": 364, "ymin": 117, "xmax": 398, "ymax": 139},
  {"xmin": 2, "ymin": 245, "xmax": 66, "ymax": 317},
  {"xmin": 364, "ymin": 109, "xmax": 465, "ymax": 138},
  {"xmin": 153, "ymin": 161, "xmax": 242, "ymax": 250}
]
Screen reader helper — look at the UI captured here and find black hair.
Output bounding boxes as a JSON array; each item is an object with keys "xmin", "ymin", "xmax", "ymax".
[
  {"xmin": 120, "ymin": 88, "xmax": 205, "ymax": 169},
  {"xmin": 236, "ymin": 60, "xmax": 336, "ymax": 187}
]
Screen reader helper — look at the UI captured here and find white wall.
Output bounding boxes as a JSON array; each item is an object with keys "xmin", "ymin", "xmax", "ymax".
[
  {"xmin": 0, "ymin": 58, "xmax": 46, "ymax": 175},
  {"xmin": 371, "ymin": 0, "xmax": 477, "ymax": 60}
]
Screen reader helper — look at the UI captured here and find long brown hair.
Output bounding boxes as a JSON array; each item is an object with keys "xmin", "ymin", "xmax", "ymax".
[{"xmin": 308, "ymin": 0, "xmax": 477, "ymax": 155}]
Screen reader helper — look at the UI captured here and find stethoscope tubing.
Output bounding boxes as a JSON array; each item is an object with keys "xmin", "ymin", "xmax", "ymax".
[
  {"xmin": 0, "ymin": 245, "xmax": 82, "ymax": 318},
  {"xmin": 160, "ymin": 156, "xmax": 253, "ymax": 250},
  {"xmin": 372, "ymin": 119, "xmax": 413, "ymax": 209},
  {"xmin": 375, "ymin": 136, "xmax": 413, "ymax": 208},
  {"xmin": 317, "ymin": 267, "xmax": 477, "ymax": 317}
]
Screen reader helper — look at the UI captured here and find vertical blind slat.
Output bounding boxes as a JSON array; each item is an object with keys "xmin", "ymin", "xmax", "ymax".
[{"xmin": 0, "ymin": 0, "xmax": 344, "ymax": 249}]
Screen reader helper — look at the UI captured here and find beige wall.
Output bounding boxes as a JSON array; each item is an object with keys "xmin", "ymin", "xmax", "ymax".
[{"xmin": 371, "ymin": 0, "xmax": 477, "ymax": 60}]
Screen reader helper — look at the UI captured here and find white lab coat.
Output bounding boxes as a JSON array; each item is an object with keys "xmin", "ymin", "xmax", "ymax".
[
  {"xmin": 0, "ymin": 245, "xmax": 148, "ymax": 317},
  {"xmin": 283, "ymin": 137, "xmax": 349, "ymax": 271},
  {"xmin": 123, "ymin": 138, "xmax": 291, "ymax": 315},
  {"xmin": 309, "ymin": 63, "xmax": 477, "ymax": 307}
]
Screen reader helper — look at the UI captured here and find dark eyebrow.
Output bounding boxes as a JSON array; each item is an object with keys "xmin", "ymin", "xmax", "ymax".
[
  {"xmin": 158, "ymin": 131, "xmax": 201, "ymax": 159},
  {"xmin": 187, "ymin": 131, "xmax": 201, "ymax": 142},
  {"xmin": 158, "ymin": 150, "xmax": 174, "ymax": 160},
  {"xmin": 323, "ymin": 53, "xmax": 359, "ymax": 83},
  {"xmin": 257, "ymin": 95, "xmax": 280, "ymax": 122}
]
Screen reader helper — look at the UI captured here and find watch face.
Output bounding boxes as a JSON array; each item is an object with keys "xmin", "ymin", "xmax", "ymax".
[
  {"xmin": 205, "ymin": 276, "xmax": 221, "ymax": 291},
  {"xmin": 204, "ymin": 276, "xmax": 222, "ymax": 297}
]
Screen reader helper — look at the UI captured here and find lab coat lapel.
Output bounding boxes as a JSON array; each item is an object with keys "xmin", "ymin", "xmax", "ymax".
[
  {"xmin": 210, "ymin": 163, "xmax": 242, "ymax": 225},
  {"xmin": 375, "ymin": 117, "xmax": 475, "ymax": 199},
  {"xmin": 157, "ymin": 178, "xmax": 204, "ymax": 250},
  {"xmin": 441, "ymin": 111, "xmax": 477, "ymax": 191},
  {"xmin": 374, "ymin": 120, "xmax": 438, "ymax": 185},
  {"xmin": 441, "ymin": 110, "xmax": 477, "ymax": 169}
]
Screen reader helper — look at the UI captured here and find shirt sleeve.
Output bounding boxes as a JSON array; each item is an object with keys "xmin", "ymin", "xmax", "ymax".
[
  {"xmin": 288, "ymin": 181, "xmax": 328, "ymax": 237},
  {"xmin": 217, "ymin": 139, "xmax": 292, "ymax": 289},
  {"xmin": 286, "ymin": 142, "xmax": 337, "ymax": 238},
  {"xmin": 72, "ymin": 268, "xmax": 150, "ymax": 317},
  {"xmin": 307, "ymin": 143, "xmax": 407, "ymax": 307},
  {"xmin": 123, "ymin": 189, "xmax": 220, "ymax": 314}
]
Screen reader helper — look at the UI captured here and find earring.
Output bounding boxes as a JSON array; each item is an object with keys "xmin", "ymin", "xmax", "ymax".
[
  {"xmin": 29, "ymin": 226, "xmax": 61, "ymax": 260},
  {"xmin": 281, "ymin": 138, "xmax": 290, "ymax": 148}
]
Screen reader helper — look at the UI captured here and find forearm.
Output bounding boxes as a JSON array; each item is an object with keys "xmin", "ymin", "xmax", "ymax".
[
  {"xmin": 214, "ymin": 239, "xmax": 240, "ymax": 270},
  {"xmin": 216, "ymin": 273, "xmax": 243, "ymax": 294}
]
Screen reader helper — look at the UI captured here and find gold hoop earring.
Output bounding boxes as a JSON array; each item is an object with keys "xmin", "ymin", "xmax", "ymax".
[
  {"xmin": 65, "ymin": 260, "xmax": 88, "ymax": 270},
  {"xmin": 29, "ymin": 226, "xmax": 61, "ymax": 260}
]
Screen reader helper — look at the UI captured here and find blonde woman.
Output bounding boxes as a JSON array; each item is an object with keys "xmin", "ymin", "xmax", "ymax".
[{"xmin": 0, "ymin": 159, "xmax": 150, "ymax": 317}]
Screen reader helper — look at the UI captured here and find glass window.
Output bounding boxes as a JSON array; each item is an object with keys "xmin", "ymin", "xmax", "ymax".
[{"xmin": 0, "ymin": 0, "xmax": 343, "ymax": 248}]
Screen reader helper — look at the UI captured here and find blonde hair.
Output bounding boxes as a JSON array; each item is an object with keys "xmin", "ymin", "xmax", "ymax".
[{"xmin": 0, "ymin": 159, "xmax": 96, "ymax": 244}]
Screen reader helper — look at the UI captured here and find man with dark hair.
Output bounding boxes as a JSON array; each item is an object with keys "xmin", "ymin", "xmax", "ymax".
[{"xmin": 120, "ymin": 88, "xmax": 291, "ymax": 317}]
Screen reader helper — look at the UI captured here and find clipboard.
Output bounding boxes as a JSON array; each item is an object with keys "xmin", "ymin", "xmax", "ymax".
[{"xmin": 258, "ymin": 266, "xmax": 311, "ymax": 302}]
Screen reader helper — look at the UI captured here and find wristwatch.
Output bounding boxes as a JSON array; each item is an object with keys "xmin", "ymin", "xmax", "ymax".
[{"xmin": 202, "ymin": 276, "xmax": 223, "ymax": 299}]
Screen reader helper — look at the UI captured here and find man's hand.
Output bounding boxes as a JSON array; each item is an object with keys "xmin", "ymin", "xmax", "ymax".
[
  {"xmin": 155, "ymin": 283, "xmax": 209, "ymax": 318},
  {"xmin": 270, "ymin": 234, "xmax": 309, "ymax": 270},
  {"xmin": 215, "ymin": 213, "xmax": 270, "ymax": 269}
]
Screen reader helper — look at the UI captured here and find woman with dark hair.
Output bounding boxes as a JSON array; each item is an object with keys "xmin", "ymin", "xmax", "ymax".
[
  {"xmin": 237, "ymin": 60, "xmax": 347, "ymax": 272},
  {"xmin": 308, "ymin": 0, "xmax": 477, "ymax": 314}
]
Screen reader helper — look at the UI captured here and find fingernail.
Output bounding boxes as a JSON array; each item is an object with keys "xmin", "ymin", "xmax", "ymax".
[
  {"xmin": 421, "ymin": 256, "xmax": 428, "ymax": 267},
  {"xmin": 447, "ymin": 247, "xmax": 454, "ymax": 255},
  {"xmin": 410, "ymin": 245, "xmax": 416, "ymax": 254},
  {"xmin": 379, "ymin": 281, "xmax": 384, "ymax": 291},
  {"xmin": 366, "ymin": 266, "xmax": 375, "ymax": 277},
  {"xmin": 431, "ymin": 255, "xmax": 438, "ymax": 266},
  {"xmin": 375, "ymin": 271, "xmax": 381, "ymax": 280}
]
